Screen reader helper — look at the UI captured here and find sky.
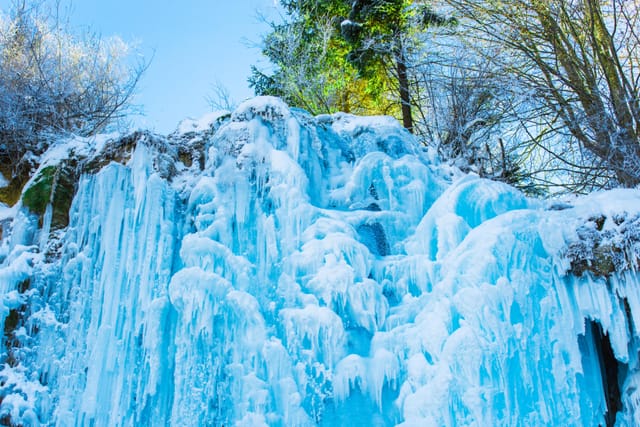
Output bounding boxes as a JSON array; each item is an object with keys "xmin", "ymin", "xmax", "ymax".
[{"xmin": 68, "ymin": 0, "xmax": 279, "ymax": 134}]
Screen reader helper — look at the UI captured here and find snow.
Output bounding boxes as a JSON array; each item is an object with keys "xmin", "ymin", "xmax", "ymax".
[
  {"xmin": 0, "ymin": 204, "xmax": 15, "ymax": 222},
  {"xmin": 41, "ymin": 133, "xmax": 115, "ymax": 168},
  {"xmin": 0, "ymin": 96, "xmax": 640, "ymax": 426},
  {"xmin": 176, "ymin": 110, "xmax": 230, "ymax": 135}
]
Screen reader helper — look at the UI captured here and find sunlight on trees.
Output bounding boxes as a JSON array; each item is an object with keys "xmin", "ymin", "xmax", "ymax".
[{"xmin": 250, "ymin": 1, "xmax": 447, "ymax": 130}]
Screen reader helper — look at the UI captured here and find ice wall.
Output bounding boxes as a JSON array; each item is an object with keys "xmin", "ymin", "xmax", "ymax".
[{"xmin": 0, "ymin": 96, "xmax": 639, "ymax": 426}]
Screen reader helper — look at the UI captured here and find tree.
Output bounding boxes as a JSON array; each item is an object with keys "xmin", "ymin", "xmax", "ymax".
[
  {"xmin": 250, "ymin": 1, "xmax": 399, "ymax": 117},
  {"xmin": 0, "ymin": 0, "xmax": 146, "ymax": 172},
  {"xmin": 442, "ymin": 0, "xmax": 640, "ymax": 188},
  {"xmin": 341, "ymin": 0, "xmax": 419, "ymax": 132},
  {"xmin": 251, "ymin": 0, "xmax": 450, "ymax": 132},
  {"xmin": 249, "ymin": 15, "xmax": 386, "ymax": 116}
]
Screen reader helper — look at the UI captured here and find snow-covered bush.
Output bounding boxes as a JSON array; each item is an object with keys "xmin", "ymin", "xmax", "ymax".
[{"xmin": 0, "ymin": 1, "xmax": 144, "ymax": 191}]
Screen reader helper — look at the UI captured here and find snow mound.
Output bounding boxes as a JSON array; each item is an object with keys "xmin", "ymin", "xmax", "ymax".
[{"xmin": 176, "ymin": 110, "xmax": 230, "ymax": 135}]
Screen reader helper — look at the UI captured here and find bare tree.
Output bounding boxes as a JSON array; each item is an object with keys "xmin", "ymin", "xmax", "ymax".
[
  {"xmin": 441, "ymin": 0, "xmax": 640, "ymax": 188},
  {"xmin": 0, "ymin": 0, "xmax": 147, "ymax": 173},
  {"xmin": 206, "ymin": 81, "xmax": 237, "ymax": 112},
  {"xmin": 406, "ymin": 26, "xmax": 537, "ymax": 189}
]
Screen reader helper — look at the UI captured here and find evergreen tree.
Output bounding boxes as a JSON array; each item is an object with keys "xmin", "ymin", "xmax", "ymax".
[
  {"xmin": 248, "ymin": 15, "xmax": 382, "ymax": 115},
  {"xmin": 250, "ymin": 0, "xmax": 448, "ymax": 132}
]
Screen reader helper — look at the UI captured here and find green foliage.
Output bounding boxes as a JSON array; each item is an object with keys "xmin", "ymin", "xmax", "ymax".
[
  {"xmin": 252, "ymin": 0, "xmax": 456, "ymax": 134},
  {"xmin": 255, "ymin": 0, "xmax": 580, "ymax": 194},
  {"xmin": 250, "ymin": 0, "xmax": 416, "ymax": 118},
  {"xmin": 22, "ymin": 166, "xmax": 55, "ymax": 217}
]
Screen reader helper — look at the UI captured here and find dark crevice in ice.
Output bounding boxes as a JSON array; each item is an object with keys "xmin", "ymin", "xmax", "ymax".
[
  {"xmin": 584, "ymin": 320, "xmax": 625, "ymax": 427},
  {"xmin": 357, "ymin": 223, "xmax": 390, "ymax": 257}
]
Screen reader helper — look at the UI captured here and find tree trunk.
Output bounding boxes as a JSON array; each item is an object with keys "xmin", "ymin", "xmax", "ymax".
[
  {"xmin": 395, "ymin": 48, "xmax": 413, "ymax": 133},
  {"xmin": 609, "ymin": 139, "xmax": 640, "ymax": 187}
]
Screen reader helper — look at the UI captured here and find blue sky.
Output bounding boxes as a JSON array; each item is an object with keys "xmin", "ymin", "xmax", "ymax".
[{"xmin": 70, "ymin": 0, "xmax": 279, "ymax": 133}]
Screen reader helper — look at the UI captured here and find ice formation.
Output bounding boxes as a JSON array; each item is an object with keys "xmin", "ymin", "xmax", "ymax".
[{"xmin": 1, "ymin": 96, "xmax": 640, "ymax": 426}]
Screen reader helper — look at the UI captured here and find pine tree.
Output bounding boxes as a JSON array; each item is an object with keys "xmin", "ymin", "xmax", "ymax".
[{"xmin": 251, "ymin": 0, "xmax": 449, "ymax": 132}]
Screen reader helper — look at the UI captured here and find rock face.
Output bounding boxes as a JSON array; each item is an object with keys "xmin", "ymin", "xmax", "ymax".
[{"xmin": 0, "ymin": 96, "xmax": 640, "ymax": 426}]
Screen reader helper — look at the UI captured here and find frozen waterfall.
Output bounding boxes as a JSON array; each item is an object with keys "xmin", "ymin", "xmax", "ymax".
[{"xmin": 0, "ymin": 97, "xmax": 639, "ymax": 426}]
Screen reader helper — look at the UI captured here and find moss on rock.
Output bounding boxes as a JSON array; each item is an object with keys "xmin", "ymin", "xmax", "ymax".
[
  {"xmin": 22, "ymin": 166, "xmax": 56, "ymax": 217},
  {"xmin": 0, "ymin": 178, "xmax": 25, "ymax": 207},
  {"xmin": 22, "ymin": 163, "xmax": 77, "ymax": 230},
  {"xmin": 569, "ymin": 244, "xmax": 620, "ymax": 277},
  {"xmin": 50, "ymin": 164, "xmax": 77, "ymax": 230}
]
